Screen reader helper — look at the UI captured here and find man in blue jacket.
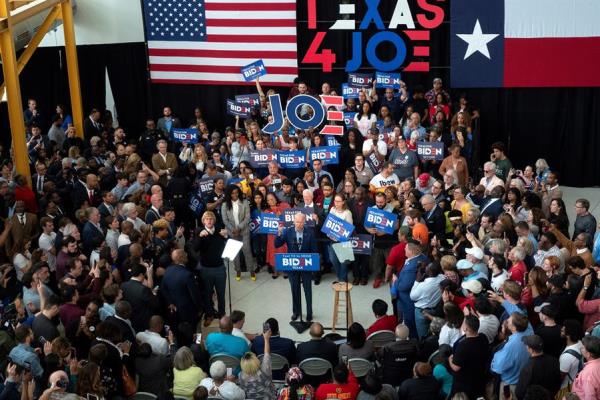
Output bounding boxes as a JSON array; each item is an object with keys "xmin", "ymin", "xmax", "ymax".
[
  {"xmin": 275, "ymin": 213, "xmax": 318, "ymax": 321},
  {"xmin": 391, "ymin": 241, "xmax": 428, "ymax": 339},
  {"xmin": 161, "ymin": 249, "xmax": 204, "ymax": 331}
]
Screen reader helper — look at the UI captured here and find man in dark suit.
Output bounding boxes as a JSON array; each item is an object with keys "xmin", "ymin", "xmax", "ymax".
[
  {"xmin": 82, "ymin": 207, "xmax": 105, "ymax": 254},
  {"xmin": 160, "ymin": 249, "xmax": 204, "ymax": 330},
  {"xmin": 105, "ymin": 300, "xmax": 137, "ymax": 345},
  {"xmin": 251, "ymin": 318, "xmax": 297, "ymax": 375},
  {"xmin": 121, "ymin": 264, "xmax": 160, "ymax": 332},
  {"xmin": 32, "ymin": 162, "xmax": 54, "ymax": 197},
  {"xmin": 297, "ymin": 322, "xmax": 338, "ymax": 386},
  {"xmin": 73, "ymin": 173, "xmax": 101, "ymax": 210},
  {"xmin": 478, "ymin": 186, "xmax": 505, "ymax": 220},
  {"xmin": 98, "ymin": 191, "xmax": 117, "ymax": 220},
  {"xmin": 420, "ymin": 194, "xmax": 446, "ymax": 240},
  {"xmin": 275, "ymin": 213, "xmax": 318, "ymax": 321},
  {"xmin": 83, "ymin": 109, "xmax": 103, "ymax": 140}
]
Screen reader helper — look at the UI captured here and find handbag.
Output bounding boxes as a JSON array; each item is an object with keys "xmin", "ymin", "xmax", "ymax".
[{"xmin": 121, "ymin": 365, "xmax": 137, "ymax": 396}]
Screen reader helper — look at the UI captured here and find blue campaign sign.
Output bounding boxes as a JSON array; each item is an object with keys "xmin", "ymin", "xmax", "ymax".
[
  {"xmin": 416, "ymin": 141, "xmax": 445, "ymax": 161},
  {"xmin": 258, "ymin": 213, "xmax": 282, "ymax": 234},
  {"xmin": 172, "ymin": 128, "xmax": 199, "ymax": 144},
  {"xmin": 375, "ymin": 72, "xmax": 402, "ymax": 89},
  {"xmin": 235, "ymin": 94, "xmax": 261, "ymax": 108},
  {"xmin": 249, "ymin": 150, "xmax": 276, "ymax": 168},
  {"xmin": 226, "ymin": 100, "xmax": 252, "ymax": 118},
  {"xmin": 344, "ymin": 112, "xmax": 357, "ymax": 128},
  {"xmin": 249, "ymin": 210, "xmax": 261, "ymax": 235},
  {"xmin": 366, "ymin": 152, "xmax": 383, "ymax": 175},
  {"xmin": 241, "ymin": 59, "xmax": 267, "ymax": 82},
  {"xmin": 325, "ymin": 135, "xmax": 340, "ymax": 147},
  {"xmin": 350, "ymin": 234, "xmax": 373, "ymax": 255},
  {"xmin": 342, "ymin": 83, "xmax": 361, "ymax": 99},
  {"xmin": 321, "ymin": 213, "xmax": 354, "ymax": 242},
  {"xmin": 282, "ymin": 208, "xmax": 316, "ymax": 227},
  {"xmin": 188, "ymin": 194, "xmax": 204, "ymax": 217},
  {"xmin": 277, "ymin": 150, "xmax": 306, "ymax": 169},
  {"xmin": 275, "ymin": 253, "xmax": 320, "ymax": 272},
  {"xmin": 364, "ymin": 207, "xmax": 398, "ymax": 235},
  {"xmin": 309, "ymin": 146, "xmax": 339, "ymax": 166},
  {"xmin": 196, "ymin": 177, "xmax": 216, "ymax": 197},
  {"xmin": 348, "ymin": 73, "xmax": 373, "ymax": 88}
]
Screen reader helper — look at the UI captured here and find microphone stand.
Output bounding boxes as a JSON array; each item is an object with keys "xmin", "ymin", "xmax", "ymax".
[{"xmin": 290, "ymin": 236, "xmax": 311, "ymax": 334}]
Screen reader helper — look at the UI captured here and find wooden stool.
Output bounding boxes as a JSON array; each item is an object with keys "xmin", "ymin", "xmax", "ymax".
[{"xmin": 331, "ymin": 282, "xmax": 354, "ymax": 332}]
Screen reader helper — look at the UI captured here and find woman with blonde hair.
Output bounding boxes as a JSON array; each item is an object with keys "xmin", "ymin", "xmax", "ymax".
[
  {"xmin": 173, "ymin": 346, "xmax": 207, "ymax": 399},
  {"xmin": 541, "ymin": 255, "xmax": 561, "ymax": 277},
  {"xmin": 440, "ymin": 255, "xmax": 459, "ymax": 285},
  {"xmin": 239, "ymin": 328, "xmax": 275, "ymax": 399}
]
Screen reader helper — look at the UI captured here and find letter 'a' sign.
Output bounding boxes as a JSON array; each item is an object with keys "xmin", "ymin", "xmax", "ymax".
[{"xmin": 275, "ymin": 253, "xmax": 320, "ymax": 272}]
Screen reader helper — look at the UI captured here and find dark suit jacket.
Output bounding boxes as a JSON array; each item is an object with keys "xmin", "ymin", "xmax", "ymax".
[
  {"xmin": 297, "ymin": 338, "xmax": 338, "ymax": 369},
  {"xmin": 274, "ymin": 226, "xmax": 318, "ymax": 253},
  {"xmin": 83, "ymin": 117, "xmax": 103, "ymax": 140},
  {"xmin": 98, "ymin": 202, "xmax": 115, "ymax": 220},
  {"xmin": 145, "ymin": 207, "xmax": 161, "ymax": 225},
  {"xmin": 251, "ymin": 335, "xmax": 297, "ymax": 365},
  {"xmin": 82, "ymin": 221, "xmax": 104, "ymax": 254},
  {"xmin": 105, "ymin": 315, "xmax": 137, "ymax": 345},
  {"xmin": 479, "ymin": 197, "xmax": 504, "ymax": 220},
  {"xmin": 156, "ymin": 117, "xmax": 181, "ymax": 135},
  {"xmin": 73, "ymin": 185, "xmax": 101, "ymax": 209},
  {"xmin": 423, "ymin": 205, "xmax": 446, "ymax": 239},
  {"xmin": 31, "ymin": 174, "xmax": 54, "ymax": 194},
  {"xmin": 160, "ymin": 264, "xmax": 203, "ymax": 323},
  {"xmin": 121, "ymin": 279, "xmax": 160, "ymax": 332}
]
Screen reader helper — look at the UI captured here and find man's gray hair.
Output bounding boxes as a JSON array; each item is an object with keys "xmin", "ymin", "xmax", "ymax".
[
  {"xmin": 210, "ymin": 360, "xmax": 227, "ymax": 379},
  {"xmin": 122, "ymin": 202, "xmax": 137, "ymax": 217},
  {"xmin": 484, "ymin": 161, "xmax": 496, "ymax": 172}
]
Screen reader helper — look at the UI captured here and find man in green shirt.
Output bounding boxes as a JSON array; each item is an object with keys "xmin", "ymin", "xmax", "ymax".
[{"xmin": 491, "ymin": 141, "xmax": 512, "ymax": 181}]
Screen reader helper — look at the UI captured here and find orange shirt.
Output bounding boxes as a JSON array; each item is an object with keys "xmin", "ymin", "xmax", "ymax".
[
  {"xmin": 411, "ymin": 222, "xmax": 429, "ymax": 246},
  {"xmin": 315, "ymin": 371, "xmax": 359, "ymax": 400}
]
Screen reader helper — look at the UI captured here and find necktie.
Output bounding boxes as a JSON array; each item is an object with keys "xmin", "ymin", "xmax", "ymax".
[
  {"xmin": 88, "ymin": 190, "xmax": 94, "ymax": 204},
  {"xmin": 37, "ymin": 176, "xmax": 43, "ymax": 192}
]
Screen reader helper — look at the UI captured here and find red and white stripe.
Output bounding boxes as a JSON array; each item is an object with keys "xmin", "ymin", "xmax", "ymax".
[
  {"xmin": 503, "ymin": 0, "xmax": 600, "ymax": 87},
  {"xmin": 148, "ymin": 0, "xmax": 298, "ymax": 86}
]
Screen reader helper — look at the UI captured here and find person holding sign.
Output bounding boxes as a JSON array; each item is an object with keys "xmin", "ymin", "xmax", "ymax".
[
  {"xmin": 275, "ymin": 213, "xmax": 317, "ymax": 322},
  {"xmin": 265, "ymin": 193, "xmax": 290, "ymax": 279},
  {"xmin": 327, "ymin": 194, "xmax": 354, "ymax": 282}
]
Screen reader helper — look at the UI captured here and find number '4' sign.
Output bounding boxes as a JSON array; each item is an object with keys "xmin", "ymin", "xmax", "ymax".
[{"xmin": 302, "ymin": 32, "xmax": 336, "ymax": 72}]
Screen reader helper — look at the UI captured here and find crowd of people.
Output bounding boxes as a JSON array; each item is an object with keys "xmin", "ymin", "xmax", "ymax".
[{"xmin": 0, "ymin": 76, "xmax": 598, "ymax": 400}]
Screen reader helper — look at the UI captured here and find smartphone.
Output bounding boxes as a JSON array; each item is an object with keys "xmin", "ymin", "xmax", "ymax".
[
  {"xmin": 39, "ymin": 336, "xmax": 47, "ymax": 345},
  {"xmin": 87, "ymin": 394, "xmax": 99, "ymax": 400},
  {"xmin": 226, "ymin": 367, "xmax": 233, "ymax": 376},
  {"xmin": 195, "ymin": 333, "xmax": 202, "ymax": 344},
  {"xmin": 262, "ymin": 322, "xmax": 270, "ymax": 333}
]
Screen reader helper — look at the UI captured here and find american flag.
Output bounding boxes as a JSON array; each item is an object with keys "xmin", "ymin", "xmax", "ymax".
[{"xmin": 142, "ymin": 0, "xmax": 298, "ymax": 86}]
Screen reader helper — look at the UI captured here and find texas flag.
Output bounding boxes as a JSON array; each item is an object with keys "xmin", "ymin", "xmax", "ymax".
[{"xmin": 451, "ymin": 0, "xmax": 600, "ymax": 87}]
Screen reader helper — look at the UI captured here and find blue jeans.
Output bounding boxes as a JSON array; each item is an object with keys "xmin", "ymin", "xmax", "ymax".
[
  {"xmin": 199, "ymin": 266, "xmax": 226, "ymax": 317},
  {"xmin": 414, "ymin": 307, "xmax": 433, "ymax": 340},
  {"xmin": 328, "ymin": 244, "xmax": 349, "ymax": 282}
]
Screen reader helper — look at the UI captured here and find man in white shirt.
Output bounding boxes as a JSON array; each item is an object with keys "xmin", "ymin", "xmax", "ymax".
[
  {"xmin": 410, "ymin": 263, "xmax": 445, "ymax": 339},
  {"xmin": 38, "ymin": 217, "xmax": 57, "ymax": 271},
  {"xmin": 369, "ymin": 162, "xmax": 400, "ymax": 193},
  {"xmin": 136, "ymin": 315, "xmax": 170, "ymax": 355},
  {"xmin": 231, "ymin": 310, "xmax": 253, "ymax": 346},
  {"xmin": 479, "ymin": 162, "xmax": 504, "ymax": 195},
  {"xmin": 472, "ymin": 296, "xmax": 500, "ymax": 344},
  {"xmin": 559, "ymin": 319, "xmax": 584, "ymax": 390}
]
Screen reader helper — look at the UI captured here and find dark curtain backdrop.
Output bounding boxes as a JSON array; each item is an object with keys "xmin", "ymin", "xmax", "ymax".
[{"xmin": 2, "ymin": 1, "xmax": 600, "ymax": 186}]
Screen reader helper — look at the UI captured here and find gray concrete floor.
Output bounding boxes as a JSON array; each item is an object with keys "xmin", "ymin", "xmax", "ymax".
[{"xmin": 217, "ymin": 186, "xmax": 600, "ymax": 342}]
